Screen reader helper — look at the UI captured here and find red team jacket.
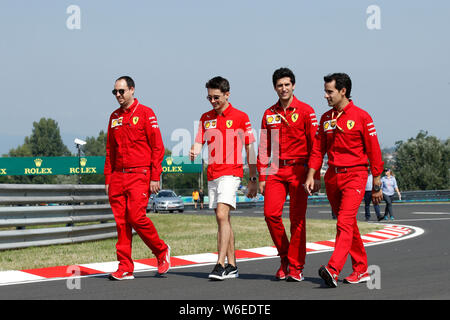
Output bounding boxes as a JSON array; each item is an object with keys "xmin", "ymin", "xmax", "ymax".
[
  {"xmin": 257, "ymin": 96, "xmax": 319, "ymax": 181},
  {"xmin": 195, "ymin": 104, "xmax": 255, "ymax": 181},
  {"xmin": 308, "ymin": 100, "xmax": 384, "ymax": 177},
  {"xmin": 104, "ymin": 99, "xmax": 165, "ymax": 184}
]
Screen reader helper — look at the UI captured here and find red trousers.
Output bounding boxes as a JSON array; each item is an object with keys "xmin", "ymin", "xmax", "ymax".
[
  {"xmin": 264, "ymin": 164, "xmax": 308, "ymax": 270},
  {"xmin": 108, "ymin": 169, "xmax": 167, "ymax": 273},
  {"xmin": 324, "ymin": 169, "xmax": 368, "ymax": 275}
]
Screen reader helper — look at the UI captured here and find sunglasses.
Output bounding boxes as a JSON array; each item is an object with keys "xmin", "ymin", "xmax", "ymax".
[
  {"xmin": 112, "ymin": 89, "xmax": 128, "ymax": 95},
  {"xmin": 206, "ymin": 95, "xmax": 222, "ymax": 101}
]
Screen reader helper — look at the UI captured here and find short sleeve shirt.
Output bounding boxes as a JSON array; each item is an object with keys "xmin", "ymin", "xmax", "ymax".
[{"xmin": 195, "ymin": 104, "xmax": 255, "ymax": 181}]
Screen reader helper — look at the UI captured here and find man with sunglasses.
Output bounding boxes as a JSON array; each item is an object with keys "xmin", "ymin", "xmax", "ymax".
[
  {"xmin": 304, "ymin": 73, "xmax": 384, "ymax": 287},
  {"xmin": 257, "ymin": 67, "xmax": 320, "ymax": 282},
  {"xmin": 105, "ymin": 76, "xmax": 170, "ymax": 281},
  {"xmin": 190, "ymin": 76, "xmax": 258, "ymax": 280}
]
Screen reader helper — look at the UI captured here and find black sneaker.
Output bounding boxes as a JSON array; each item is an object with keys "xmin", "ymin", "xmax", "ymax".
[
  {"xmin": 224, "ymin": 264, "xmax": 239, "ymax": 279},
  {"xmin": 208, "ymin": 263, "xmax": 226, "ymax": 280}
]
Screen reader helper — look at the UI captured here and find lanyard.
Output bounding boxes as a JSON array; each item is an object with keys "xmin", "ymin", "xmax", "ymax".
[
  {"xmin": 271, "ymin": 105, "xmax": 296, "ymax": 127},
  {"xmin": 331, "ymin": 109, "xmax": 344, "ymax": 132}
]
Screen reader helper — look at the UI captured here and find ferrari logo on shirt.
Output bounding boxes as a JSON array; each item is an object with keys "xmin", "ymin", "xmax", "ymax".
[
  {"xmin": 347, "ymin": 120, "xmax": 355, "ymax": 130},
  {"xmin": 226, "ymin": 120, "xmax": 233, "ymax": 128},
  {"xmin": 133, "ymin": 116, "xmax": 139, "ymax": 125},
  {"xmin": 291, "ymin": 113, "xmax": 299, "ymax": 122}
]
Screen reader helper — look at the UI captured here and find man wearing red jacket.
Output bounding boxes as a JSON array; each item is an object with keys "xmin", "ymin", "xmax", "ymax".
[
  {"xmin": 105, "ymin": 76, "xmax": 170, "ymax": 280},
  {"xmin": 257, "ymin": 68, "xmax": 320, "ymax": 282},
  {"xmin": 305, "ymin": 73, "xmax": 384, "ymax": 288}
]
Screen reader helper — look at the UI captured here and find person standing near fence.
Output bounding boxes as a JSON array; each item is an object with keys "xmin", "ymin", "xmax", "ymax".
[
  {"xmin": 380, "ymin": 168, "xmax": 401, "ymax": 221},
  {"xmin": 192, "ymin": 189, "xmax": 199, "ymax": 209},
  {"xmin": 304, "ymin": 73, "xmax": 384, "ymax": 287},
  {"xmin": 105, "ymin": 76, "xmax": 171, "ymax": 280},
  {"xmin": 190, "ymin": 76, "xmax": 258, "ymax": 280},
  {"xmin": 364, "ymin": 170, "xmax": 381, "ymax": 221}
]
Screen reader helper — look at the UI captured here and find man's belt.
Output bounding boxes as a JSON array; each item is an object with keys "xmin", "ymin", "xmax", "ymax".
[
  {"xmin": 330, "ymin": 165, "xmax": 368, "ymax": 173},
  {"xmin": 120, "ymin": 167, "xmax": 149, "ymax": 174},
  {"xmin": 278, "ymin": 158, "xmax": 307, "ymax": 167}
]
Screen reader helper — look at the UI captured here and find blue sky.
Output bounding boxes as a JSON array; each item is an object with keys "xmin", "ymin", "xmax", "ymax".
[{"xmin": 0, "ymin": 0, "xmax": 449, "ymax": 155}]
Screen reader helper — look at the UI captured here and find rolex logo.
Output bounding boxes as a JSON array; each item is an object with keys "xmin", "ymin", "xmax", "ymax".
[
  {"xmin": 166, "ymin": 157, "xmax": 173, "ymax": 165},
  {"xmin": 80, "ymin": 158, "xmax": 87, "ymax": 167},
  {"xmin": 34, "ymin": 158, "xmax": 43, "ymax": 167}
]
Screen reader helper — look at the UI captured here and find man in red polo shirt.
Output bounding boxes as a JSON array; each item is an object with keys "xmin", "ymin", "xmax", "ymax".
[
  {"xmin": 305, "ymin": 73, "xmax": 384, "ymax": 288},
  {"xmin": 190, "ymin": 76, "xmax": 257, "ymax": 280},
  {"xmin": 105, "ymin": 76, "xmax": 170, "ymax": 280},
  {"xmin": 257, "ymin": 67, "xmax": 320, "ymax": 282}
]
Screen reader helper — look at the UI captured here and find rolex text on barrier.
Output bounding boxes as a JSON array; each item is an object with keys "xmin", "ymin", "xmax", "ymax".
[
  {"xmin": 0, "ymin": 156, "xmax": 201, "ymax": 176},
  {"xmin": 0, "ymin": 157, "xmax": 104, "ymax": 176}
]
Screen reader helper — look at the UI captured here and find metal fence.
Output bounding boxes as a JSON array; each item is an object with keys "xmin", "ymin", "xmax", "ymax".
[
  {"xmin": 0, "ymin": 184, "xmax": 448, "ymax": 251},
  {"xmin": 0, "ymin": 184, "xmax": 115, "ymax": 250}
]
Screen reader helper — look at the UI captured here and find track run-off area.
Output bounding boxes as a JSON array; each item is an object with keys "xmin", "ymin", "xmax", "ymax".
[{"xmin": 0, "ymin": 202, "xmax": 449, "ymax": 302}]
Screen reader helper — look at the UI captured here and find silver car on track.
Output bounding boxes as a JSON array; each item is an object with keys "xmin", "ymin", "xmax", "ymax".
[{"xmin": 147, "ymin": 189, "xmax": 184, "ymax": 213}]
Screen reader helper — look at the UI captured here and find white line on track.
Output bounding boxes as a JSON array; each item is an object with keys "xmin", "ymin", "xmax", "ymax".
[{"xmin": 411, "ymin": 212, "xmax": 449, "ymax": 215}]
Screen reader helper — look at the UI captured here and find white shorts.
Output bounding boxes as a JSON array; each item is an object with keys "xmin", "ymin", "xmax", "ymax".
[{"xmin": 208, "ymin": 175, "xmax": 241, "ymax": 210}]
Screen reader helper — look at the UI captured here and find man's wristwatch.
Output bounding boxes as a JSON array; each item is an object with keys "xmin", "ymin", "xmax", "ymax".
[
  {"xmin": 373, "ymin": 184, "xmax": 381, "ymax": 192},
  {"xmin": 249, "ymin": 177, "xmax": 257, "ymax": 182}
]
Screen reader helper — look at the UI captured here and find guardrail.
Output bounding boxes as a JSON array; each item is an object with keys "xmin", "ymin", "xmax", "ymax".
[
  {"xmin": 0, "ymin": 184, "xmax": 115, "ymax": 250},
  {"xmin": 1, "ymin": 184, "xmax": 448, "ymax": 251}
]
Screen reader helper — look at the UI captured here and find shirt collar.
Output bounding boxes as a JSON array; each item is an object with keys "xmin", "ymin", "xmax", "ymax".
[
  {"xmin": 216, "ymin": 103, "xmax": 233, "ymax": 116},
  {"xmin": 275, "ymin": 95, "xmax": 299, "ymax": 112},
  {"xmin": 121, "ymin": 98, "xmax": 139, "ymax": 113},
  {"xmin": 333, "ymin": 100, "xmax": 354, "ymax": 114}
]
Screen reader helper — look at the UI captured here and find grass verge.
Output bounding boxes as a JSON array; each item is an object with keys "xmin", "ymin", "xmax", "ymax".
[{"xmin": 0, "ymin": 214, "xmax": 383, "ymax": 271}]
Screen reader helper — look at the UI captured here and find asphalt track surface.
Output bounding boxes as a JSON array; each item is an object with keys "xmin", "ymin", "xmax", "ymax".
[{"xmin": 1, "ymin": 202, "xmax": 449, "ymax": 302}]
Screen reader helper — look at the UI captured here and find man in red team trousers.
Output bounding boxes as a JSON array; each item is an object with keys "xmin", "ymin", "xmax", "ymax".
[
  {"xmin": 257, "ymin": 68, "xmax": 320, "ymax": 282},
  {"xmin": 305, "ymin": 73, "xmax": 384, "ymax": 288},
  {"xmin": 190, "ymin": 76, "xmax": 257, "ymax": 280},
  {"xmin": 105, "ymin": 76, "xmax": 170, "ymax": 280}
]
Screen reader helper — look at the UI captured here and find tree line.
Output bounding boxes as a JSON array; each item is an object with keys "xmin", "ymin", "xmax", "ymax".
[{"xmin": 1, "ymin": 118, "xmax": 448, "ymax": 191}]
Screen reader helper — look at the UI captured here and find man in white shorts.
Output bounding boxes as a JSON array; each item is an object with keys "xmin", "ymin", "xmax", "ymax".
[{"xmin": 190, "ymin": 76, "xmax": 257, "ymax": 280}]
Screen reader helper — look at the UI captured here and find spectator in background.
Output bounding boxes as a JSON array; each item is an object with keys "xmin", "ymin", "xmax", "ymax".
[
  {"xmin": 364, "ymin": 170, "xmax": 381, "ymax": 221},
  {"xmin": 192, "ymin": 189, "xmax": 199, "ymax": 209},
  {"xmin": 379, "ymin": 168, "xmax": 401, "ymax": 221},
  {"xmin": 199, "ymin": 189, "xmax": 205, "ymax": 209}
]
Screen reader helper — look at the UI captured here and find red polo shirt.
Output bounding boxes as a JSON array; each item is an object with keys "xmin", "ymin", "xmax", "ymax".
[
  {"xmin": 195, "ymin": 104, "xmax": 255, "ymax": 181},
  {"xmin": 308, "ymin": 100, "xmax": 384, "ymax": 177},
  {"xmin": 104, "ymin": 98, "xmax": 165, "ymax": 184},
  {"xmin": 257, "ymin": 96, "xmax": 319, "ymax": 181}
]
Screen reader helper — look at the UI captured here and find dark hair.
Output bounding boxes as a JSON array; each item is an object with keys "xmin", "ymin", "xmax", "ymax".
[
  {"xmin": 272, "ymin": 67, "xmax": 296, "ymax": 87},
  {"xmin": 205, "ymin": 76, "xmax": 230, "ymax": 93},
  {"xmin": 324, "ymin": 73, "xmax": 351, "ymax": 99},
  {"xmin": 116, "ymin": 76, "xmax": 135, "ymax": 89}
]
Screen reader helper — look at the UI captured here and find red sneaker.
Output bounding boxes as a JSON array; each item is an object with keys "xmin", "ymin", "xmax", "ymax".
[
  {"xmin": 286, "ymin": 268, "xmax": 304, "ymax": 282},
  {"xmin": 318, "ymin": 265, "xmax": 338, "ymax": 288},
  {"xmin": 109, "ymin": 270, "xmax": 134, "ymax": 281},
  {"xmin": 157, "ymin": 244, "xmax": 171, "ymax": 274},
  {"xmin": 344, "ymin": 271, "xmax": 370, "ymax": 284},
  {"xmin": 275, "ymin": 259, "xmax": 289, "ymax": 280}
]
